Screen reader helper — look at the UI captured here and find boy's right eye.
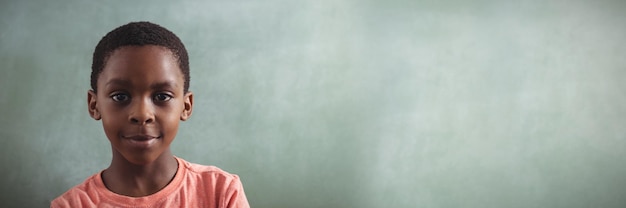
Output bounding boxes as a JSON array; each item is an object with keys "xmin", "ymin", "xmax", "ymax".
[{"xmin": 111, "ymin": 93, "xmax": 130, "ymax": 102}]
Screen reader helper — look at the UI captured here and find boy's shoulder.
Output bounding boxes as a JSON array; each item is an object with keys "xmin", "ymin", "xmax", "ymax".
[
  {"xmin": 50, "ymin": 172, "xmax": 101, "ymax": 207},
  {"xmin": 182, "ymin": 157, "xmax": 231, "ymax": 175},
  {"xmin": 179, "ymin": 157, "xmax": 244, "ymax": 186}
]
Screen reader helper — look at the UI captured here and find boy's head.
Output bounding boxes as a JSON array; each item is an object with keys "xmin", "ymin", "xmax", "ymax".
[
  {"xmin": 91, "ymin": 21, "xmax": 190, "ymax": 93},
  {"xmin": 88, "ymin": 21, "xmax": 193, "ymax": 165}
]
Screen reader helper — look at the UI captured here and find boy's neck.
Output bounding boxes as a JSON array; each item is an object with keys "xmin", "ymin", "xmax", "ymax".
[{"xmin": 102, "ymin": 150, "xmax": 179, "ymax": 197}]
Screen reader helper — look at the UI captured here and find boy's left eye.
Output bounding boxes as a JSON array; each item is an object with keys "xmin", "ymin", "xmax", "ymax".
[{"xmin": 154, "ymin": 93, "xmax": 172, "ymax": 102}]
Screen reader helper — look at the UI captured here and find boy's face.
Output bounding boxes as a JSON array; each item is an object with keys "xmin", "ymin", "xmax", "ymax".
[{"xmin": 88, "ymin": 45, "xmax": 193, "ymax": 165}]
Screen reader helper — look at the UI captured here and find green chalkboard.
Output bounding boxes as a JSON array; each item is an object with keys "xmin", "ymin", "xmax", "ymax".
[{"xmin": 1, "ymin": 0, "xmax": 626, "ymax": 207}]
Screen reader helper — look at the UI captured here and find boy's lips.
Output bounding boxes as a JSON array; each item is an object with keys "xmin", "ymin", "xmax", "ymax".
[
  {"xmin": 123, "ymin": 135, "xmax": 160, "ymax": 140},
  {"xmin": 122, "ymin": 134, "xmax": 161, "ymax": 149}
]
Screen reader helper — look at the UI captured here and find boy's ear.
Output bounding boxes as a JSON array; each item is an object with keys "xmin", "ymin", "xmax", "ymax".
[
  {"xmin": 87, "ymin": 90, "xmax": 101, "ymax": 120},
  {"xmin": 180, "ymin": 91, "xmax": 193, "ymax": 121}
]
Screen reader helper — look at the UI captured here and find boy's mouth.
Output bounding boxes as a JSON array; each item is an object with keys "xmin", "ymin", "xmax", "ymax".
[
  {"xmin": 124, "ymin": 135, "xmax": 159, "ymax": 140},
  {"xmin": 122, "ymin": 134, "xmax": 161, "ymax": 149}
]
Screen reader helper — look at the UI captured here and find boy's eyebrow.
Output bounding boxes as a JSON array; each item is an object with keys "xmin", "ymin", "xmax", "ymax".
[
  {"xmin": 104, "ymin": 79, "xmax": 179, "ymax": 90},
  {"xmin": 105, "ymin": 79, "xmax": 131, "ymax": 87},
  {"xmin": 150, "ymin": 81, "xmax": 178, "ymax": 90}
]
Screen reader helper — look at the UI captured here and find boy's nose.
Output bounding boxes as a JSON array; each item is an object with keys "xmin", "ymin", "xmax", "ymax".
[{"xmin": 129, "ymin": 98, "xmax": 155, "ymax": 125}]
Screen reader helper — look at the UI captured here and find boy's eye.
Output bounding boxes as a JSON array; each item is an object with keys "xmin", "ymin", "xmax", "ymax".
[
  {"xmin": 154, "ymin": 93, "xmax": 172, "ymax": 102},
  {"xmin": 111, "ymin": 93, "xmax": 130, "ymax": 102}
]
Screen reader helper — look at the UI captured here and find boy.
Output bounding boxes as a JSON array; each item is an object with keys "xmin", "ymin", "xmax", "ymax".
[{"xmin": 51, "ymin": 22, "xmax": 250, "ymax": 208}]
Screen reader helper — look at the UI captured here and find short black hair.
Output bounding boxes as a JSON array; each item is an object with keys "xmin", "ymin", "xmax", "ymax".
[{"xmin": 91, "ymin": 21, "xmax": 190, "ymax": 92}]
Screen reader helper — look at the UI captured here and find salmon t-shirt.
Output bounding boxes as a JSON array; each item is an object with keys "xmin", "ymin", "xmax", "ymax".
[{"xmin": 51, "ymin": 157, "xmax": 250, "ymax": 208}]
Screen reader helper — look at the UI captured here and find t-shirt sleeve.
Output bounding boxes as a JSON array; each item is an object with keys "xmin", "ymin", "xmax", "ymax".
[
  {"xmin": 50, "ymin": 189, "xmax": 98, "ymax": 208},
  {"xmin": 50, "ymin": 198, "xmax": 66, "ymax": 208},
  {"xmin": 224, "ymin": 175, "xmax": 250, "ymax": 208},
  {"xmin": 50, "ymin": 183, "xmax": 94, "ymax": 208}
]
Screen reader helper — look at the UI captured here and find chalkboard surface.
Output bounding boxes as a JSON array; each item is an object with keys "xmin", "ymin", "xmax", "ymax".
[{"xmin": 1, "ymin": 0, "xmax": 625, "ymax": 207}]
